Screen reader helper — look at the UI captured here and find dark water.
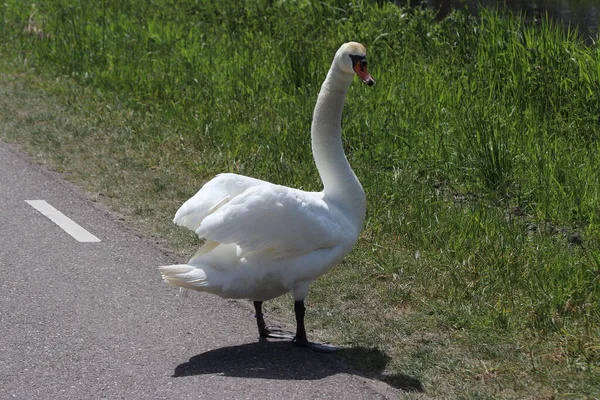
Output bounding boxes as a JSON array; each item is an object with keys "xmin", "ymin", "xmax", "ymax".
[{"xmin": 399, "ymin": 1, "xmax": 599, "ymax": 41}]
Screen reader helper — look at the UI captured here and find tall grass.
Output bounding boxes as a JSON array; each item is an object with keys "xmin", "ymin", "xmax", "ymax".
[{"xmin": 2, "ymin": 0, "xmax": 599, "ymax": 384}]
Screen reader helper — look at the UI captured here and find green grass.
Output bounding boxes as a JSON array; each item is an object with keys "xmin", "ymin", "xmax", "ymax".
[{"xmin": 1, "ymin": 0, "xmax": 600, "ymax": 397}]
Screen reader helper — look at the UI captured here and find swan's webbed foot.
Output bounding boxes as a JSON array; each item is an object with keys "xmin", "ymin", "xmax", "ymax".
[
  {"xmin": 306, "ymin": 341, "xmax": 343, "ymax": 353},
  {"xmin": 293, "ymin": 336, "xmax": 342, "ymax": 352},
  {"xmin": 263, "ymin": 326, "xmax": 295, "ymax": 340}
]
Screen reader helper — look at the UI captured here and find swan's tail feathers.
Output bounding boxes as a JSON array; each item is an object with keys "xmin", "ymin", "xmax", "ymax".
[{"xmin": 158, "ymin": 264, "xmax": 210, "ymax": 291}]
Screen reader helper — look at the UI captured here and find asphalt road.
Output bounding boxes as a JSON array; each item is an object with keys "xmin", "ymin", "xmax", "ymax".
[{"xmin": 0, "ymin": 141, "xmax": 398, "ymax": 399}]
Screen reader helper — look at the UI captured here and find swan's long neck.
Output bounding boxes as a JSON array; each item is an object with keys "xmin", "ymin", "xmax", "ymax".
[{"xmin": 312, "ymin": 65, "xmax": 366, "ymax": 224}]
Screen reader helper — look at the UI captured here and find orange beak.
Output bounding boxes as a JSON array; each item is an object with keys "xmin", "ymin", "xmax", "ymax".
[{"xmin": 354, "ymin": 60, "xmax": 375, "ymax": 86}]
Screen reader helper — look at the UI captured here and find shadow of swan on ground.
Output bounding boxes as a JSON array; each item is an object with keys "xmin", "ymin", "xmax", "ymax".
[{"xmin": 173, "ymin": 339, "xmax": 423, "ymax": 393}]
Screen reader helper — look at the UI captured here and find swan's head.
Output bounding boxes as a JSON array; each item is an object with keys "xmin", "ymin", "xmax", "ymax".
[{"xmin": 334, "ymin": 42, "xmax": 375, "ymax": 86}]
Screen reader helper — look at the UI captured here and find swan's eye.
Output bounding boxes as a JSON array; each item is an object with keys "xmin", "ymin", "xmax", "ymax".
[
  {"xmin": 349, "ymin": 54, "xmax": 367, "ymax": 71},
  {"xmin": 350, "ymin": 54, "xmax": 366, "ymax": 63}
]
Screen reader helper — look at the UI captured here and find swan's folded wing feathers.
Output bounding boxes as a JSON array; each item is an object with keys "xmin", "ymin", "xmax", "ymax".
[
  {"xmin": 196, "ymin": 185, "xmax": 342, "ymax": 259},
  {"xmin": 173, "ymin": 173, "xmax": 267, "ymax": 232}
]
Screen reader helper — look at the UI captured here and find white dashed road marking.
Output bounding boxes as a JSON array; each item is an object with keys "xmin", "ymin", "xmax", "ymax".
[{"xmin": 25, "ymin": 200, "xmax": 101, "ymax": 242}]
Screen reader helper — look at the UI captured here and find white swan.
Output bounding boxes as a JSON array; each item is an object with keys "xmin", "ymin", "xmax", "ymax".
[{"xmin": 159, "ymin": 42, "xmax": 375, "ymax": 351}]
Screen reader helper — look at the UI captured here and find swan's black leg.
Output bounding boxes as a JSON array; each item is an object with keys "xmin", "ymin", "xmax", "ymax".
[
  {"xmin": 293, "ymin": 300, "xmax": 308, "ymax": 346},
  {"xmin": 293, "ymin": 300, "xmax": 342, "ymax": 353},
  {"xmin": 254, "ymin": 301, "xmax": 269, "ymax": 337},
  {"xmin": 253, "ymin": 300, "xmax": 295, "ymax": 340}
]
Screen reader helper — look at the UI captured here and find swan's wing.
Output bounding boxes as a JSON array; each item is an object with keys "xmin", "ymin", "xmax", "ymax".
[
  {"xmin": 173, "ymin": 173, "xmax": 268, "ymax": 232},
  {"xmin": 196, "ymin": 185, "xmax": 343, "ymax": 259}
]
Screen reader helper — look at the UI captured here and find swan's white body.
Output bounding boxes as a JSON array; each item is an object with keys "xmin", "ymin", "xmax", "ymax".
[{"xmin": 159, "ymin": 42, "xmax": 373, "ymax": 304}]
